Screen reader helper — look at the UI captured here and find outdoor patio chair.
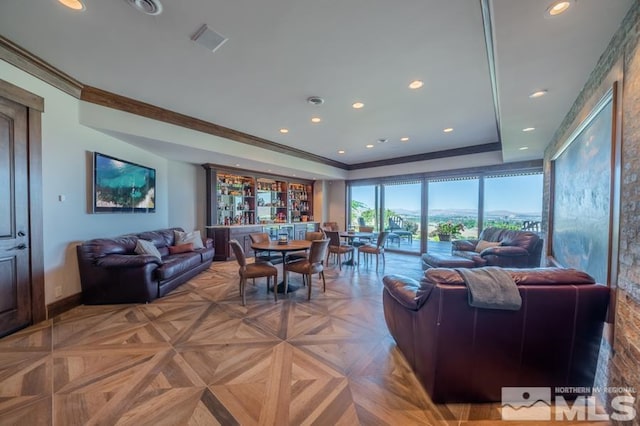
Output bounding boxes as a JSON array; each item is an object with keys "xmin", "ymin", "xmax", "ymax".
[{"xmin": 387, "ymin": 216, "xmax": 413, "ymax": 245}]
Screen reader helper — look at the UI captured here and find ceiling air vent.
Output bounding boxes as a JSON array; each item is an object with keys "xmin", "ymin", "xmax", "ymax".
[
  {"xmin": 307, "ymin": 96, "xmax": 325, "ymax": 106},
  {"xmin": 191, "ymin": 24, "xmax": 228, "ymax": 53},
  {"xmin": 125, "ymin": 0, "xmax": 163, "ymax": 16}
]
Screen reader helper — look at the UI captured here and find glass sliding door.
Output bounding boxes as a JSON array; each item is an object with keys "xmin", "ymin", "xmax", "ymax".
[
  {"xmin": 349, "ymin": 185, "xmax": 379, "ymax": 231},
  {"xmin": 427, "ymin": 178, "xmax": 479, "ymax": 253},
  {"xmin": 383, "ymin": 181, "xmax": 422, "ymax": 253},
  {"xmin": 484, "ymin": 173, "xmax": 543, "ymax": 232}
]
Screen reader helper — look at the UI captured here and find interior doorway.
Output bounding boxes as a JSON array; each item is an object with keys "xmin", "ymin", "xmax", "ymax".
[{"xmin": 0, "ymin": 79, "xmax": 45, "ymax": 337}]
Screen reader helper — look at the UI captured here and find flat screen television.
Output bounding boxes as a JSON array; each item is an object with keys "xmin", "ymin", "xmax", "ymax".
[{"xmin": 93, "ymin": 152, "xmax": 156, "ymax": 213}]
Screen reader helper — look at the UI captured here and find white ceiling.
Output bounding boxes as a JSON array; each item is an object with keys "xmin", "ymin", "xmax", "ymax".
[{"xmin": 0, "ymin": 0, "xmax": 633, "ymax": 171}]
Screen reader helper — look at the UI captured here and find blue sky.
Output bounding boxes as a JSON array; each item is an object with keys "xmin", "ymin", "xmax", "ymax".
[{"xmin": 352, "ymin": 174, "xmax": 543, "ymax": 214}]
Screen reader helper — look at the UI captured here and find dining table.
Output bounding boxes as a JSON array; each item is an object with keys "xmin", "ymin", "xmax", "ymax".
[
  {"xmin": 337, "ymin": 231, "xmax": 374, "ymax": 265},
  {"xmin": 338, "ymin": 231, "xmax": 374, "ymax": 244},
  {"xmin": 250, "ymin": 239, "xmax": 311, "ymax": 293}
]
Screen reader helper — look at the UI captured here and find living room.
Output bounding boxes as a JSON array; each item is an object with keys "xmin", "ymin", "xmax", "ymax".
[{"xmin": 1, "ymin": 0, "xmax": 640, "ymax": 423}]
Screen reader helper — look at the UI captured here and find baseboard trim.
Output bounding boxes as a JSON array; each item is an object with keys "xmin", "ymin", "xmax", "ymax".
[{"xmin": 47, "ymin": 292, "xmax": 82, "ymax": 319}]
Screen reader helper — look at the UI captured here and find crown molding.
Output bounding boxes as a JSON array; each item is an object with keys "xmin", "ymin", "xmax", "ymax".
[
  {"xmin": 347, "ymin": 142, "xmax": 502, "ymax": 170},
  {"xmin": 80, "ymin": 86, "xmax": 350, "ymax": 170},
  {"xmin": 0, "ymin": 36, "xmax": 83, "ymax": 98},
  {"xmin": 3, "ymin": 37, "xmax": 507, "ymax": 172}
]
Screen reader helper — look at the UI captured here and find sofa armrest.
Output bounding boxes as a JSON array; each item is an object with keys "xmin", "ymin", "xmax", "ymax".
[
  {"xmin": 451, "ymin": 239, "xmax": 478, "ymax": 251},
  {"xmin": 383, "ymin": 274, "xmax": 433, "ymax": 311},
  {"xmin": 480, "ymin": 246, "xmax": 528, "ymax": 257},
  {"xmin": 96, "ymin": 254, "xmax": 162, "ymax": 268}
]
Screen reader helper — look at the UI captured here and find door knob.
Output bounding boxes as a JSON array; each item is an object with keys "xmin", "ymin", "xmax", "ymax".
[{"xmin": 7, "ymin": 244, "xmax": 26, "ymax": 251}]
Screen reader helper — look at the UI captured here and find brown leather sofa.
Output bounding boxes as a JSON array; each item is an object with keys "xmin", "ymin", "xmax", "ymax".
[
  {"xmin": 431, "ymin": 227, "xmax": 543, "ymax": 269},
  {"xmin": 382, "ymin": 267, "xmax": 610, "ymax": 402},
  {"xmin": 422, "ymin": 228, "xmax": 543, "ymax": 270},
  {"xmin": 77, "ymin": 227, "xmax": 214, "ymax": 304}
]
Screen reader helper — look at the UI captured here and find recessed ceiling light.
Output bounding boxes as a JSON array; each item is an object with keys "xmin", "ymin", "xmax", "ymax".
[
  {"xmin": 267, "ymin": 169, "xmax": 272, "ymax": 172},
  {"xmin": 292, "ymin": 174, "xmax": 296, "ymax": 177},
  {"xmin": 279, "ymin": 128, "xmax": 289, "ymax": 134},
  {"xmin": 235, "ymin": 163, "xmax": 240, "ymax": 167},
  {"xmin": 338, "ymin": 150, "xmax": 345, "ymax": 154},
  {"xmin": 546, "ymin": 0, "xmax": 571, "ymax": 17},
  {"xmin": 311, "ymin": 117, "xmax": 321, "ymax": 123},
  {"xmin": 529, "ymin": 90, "xmax": 548, "ymax": 98},
  {"xmin": 352, "ymin": 102, "xmax": 364, "ymax": 109},
  {"xmin": 400, "ymin": 137, "xmax": 410, "ymax": 142},
  {"xmin": 365, "ymin": 144, "xmax": 374, "ymax": 149},
  {"xmin": 519, "ymin": 146, "xmax": 529, "ymax": 151},
  {"xmin": 443, "ymin": 128, "xmax": 454, "ymax": 133},
  {"xmin": 523, "ymin": 127, "xmax": 535, "ymax": 132},
  {"xmin": 408, "ymin": 80, "xmax": 424, "ymax": 90},
  {"xmin": 58, "ymin": 0, "xmax": 85, "ymax": 10}
]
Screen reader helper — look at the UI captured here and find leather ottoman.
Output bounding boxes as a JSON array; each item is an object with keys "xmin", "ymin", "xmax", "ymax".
[{"xmin": 421, "ymin": 252, "xmax": 475, "ymax": 270}]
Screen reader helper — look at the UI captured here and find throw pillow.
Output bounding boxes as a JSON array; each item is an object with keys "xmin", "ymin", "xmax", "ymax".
[
  {"xmin": 174, "ymin": 229, "xmax": 205, "ymax": 249},
  {"xmin": 134, "ymin": 239, "xmax": 162, "ymax": 260},
  {"xmin": 168, "ymin": 242, "xmax": 194, "ymax": 255},
  {"xmin": 475, "ymin": 240, "xmax": 501, "ymax": 253}
]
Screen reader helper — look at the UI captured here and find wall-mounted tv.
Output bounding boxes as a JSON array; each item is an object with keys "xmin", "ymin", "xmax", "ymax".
[{"xmin": 93, "ymin": 152, "xmax": 156, "ymax": 213}]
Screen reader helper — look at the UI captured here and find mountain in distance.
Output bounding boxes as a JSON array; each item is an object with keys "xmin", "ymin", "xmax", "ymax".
[{"xmin": 390, "ymin": 208, "xmax": 541, "ymax": 218}]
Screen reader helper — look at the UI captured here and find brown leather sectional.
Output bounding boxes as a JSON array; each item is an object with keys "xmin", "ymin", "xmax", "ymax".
[
  {"xmin": 77, "ymin": 227, "xmax": 214, "ymax": 304},
  {"xmin": 422, "ymin": 228, "xmax": 543, "ymax": 270},
  {"xmin": 452, "ymin": 228, "xmax": 544, "ymax": 267},
  {"xmin": 383, "ymin": 267, "xmax": 610, "ymax": 402}
]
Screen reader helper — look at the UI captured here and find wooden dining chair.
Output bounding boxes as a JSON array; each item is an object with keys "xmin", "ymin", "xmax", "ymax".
[
  {"xmin": 229, "ymin": 239, "xmax": 278, "ymax": 305},
  {"xmin": 324, "ymin": 230, "xmax": 354, "ymax": 270},
  {"xmin": 353, "ymin": 226, "xmax": 374, "ymax": 246},
  {"xmin": 286, "ymin": 230, "xmax": 325, "ymax": 262},
  {"xmin": 284, "ymin": 239, "xmax": 330, "ymax": 300},
  {"xmin": 357, "ymin": 231, "xmax": 390, "ymax": 272},
  {"xmin": 321, "ymin": 221, "xmax": 340, "ymax": 232},
  {"xmin": 248, "ymin": 232, "xmax": 282, "ymax": 264}
]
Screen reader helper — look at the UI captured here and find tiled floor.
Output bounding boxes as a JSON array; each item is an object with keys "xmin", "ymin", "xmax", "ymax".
[{"xmin": 0, "ymin": 252, "xmax": 608, "ymax": 425}]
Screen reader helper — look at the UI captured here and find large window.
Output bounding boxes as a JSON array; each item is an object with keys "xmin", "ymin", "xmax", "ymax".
[
  {"xmin": 346, "ymin": 167, "xmax": 543, "ymax": 255},
  {"xmin": 350, "ymin": 185, "xmax": 379, "ymax": 231},
  {"xmin": 384, "ymin": 182, "xmax": 421, "ymax": 253},
  {"xmin": 484, "ymin": 174, "xmax": 543, "ymax": 231},
  {"xmin": 428, "ymin": 178, "xmax": 479, "ymax": 252}
]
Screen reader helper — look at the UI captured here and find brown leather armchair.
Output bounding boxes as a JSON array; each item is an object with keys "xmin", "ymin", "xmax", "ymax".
[
  {"xmin": 451, "ymin": 227, "xmax": 543, "ymax": 268},
  {"xmin": 382, "ymin": 267, "xmax": 610, "ymax": 402}
]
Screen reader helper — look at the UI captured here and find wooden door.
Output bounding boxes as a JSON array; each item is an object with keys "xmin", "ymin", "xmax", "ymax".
[{"xmin": 0, "ymin": 95, "xmax": 31, "ymax": 336}]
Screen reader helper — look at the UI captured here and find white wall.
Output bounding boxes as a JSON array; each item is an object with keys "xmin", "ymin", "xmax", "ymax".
[
  {"xmin": 312, "ymin": 180, "xmax": 329, "ymax": 224},
  {"xmin": 327, "ymin": 180, "xmax": 346, "ymax": 228},
  {"xmin": 1, "ymin": 61, "xmax": 170, "ymax": 304},
  {"xmin": 167, "ymin": 160, "xmax": 206, "ymax": 234}
]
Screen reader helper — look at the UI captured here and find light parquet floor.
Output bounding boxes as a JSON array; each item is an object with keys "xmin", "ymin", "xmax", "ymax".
[{"xmin": 0, "ymin": 253, "xmax": 609, "ymax": 425}]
